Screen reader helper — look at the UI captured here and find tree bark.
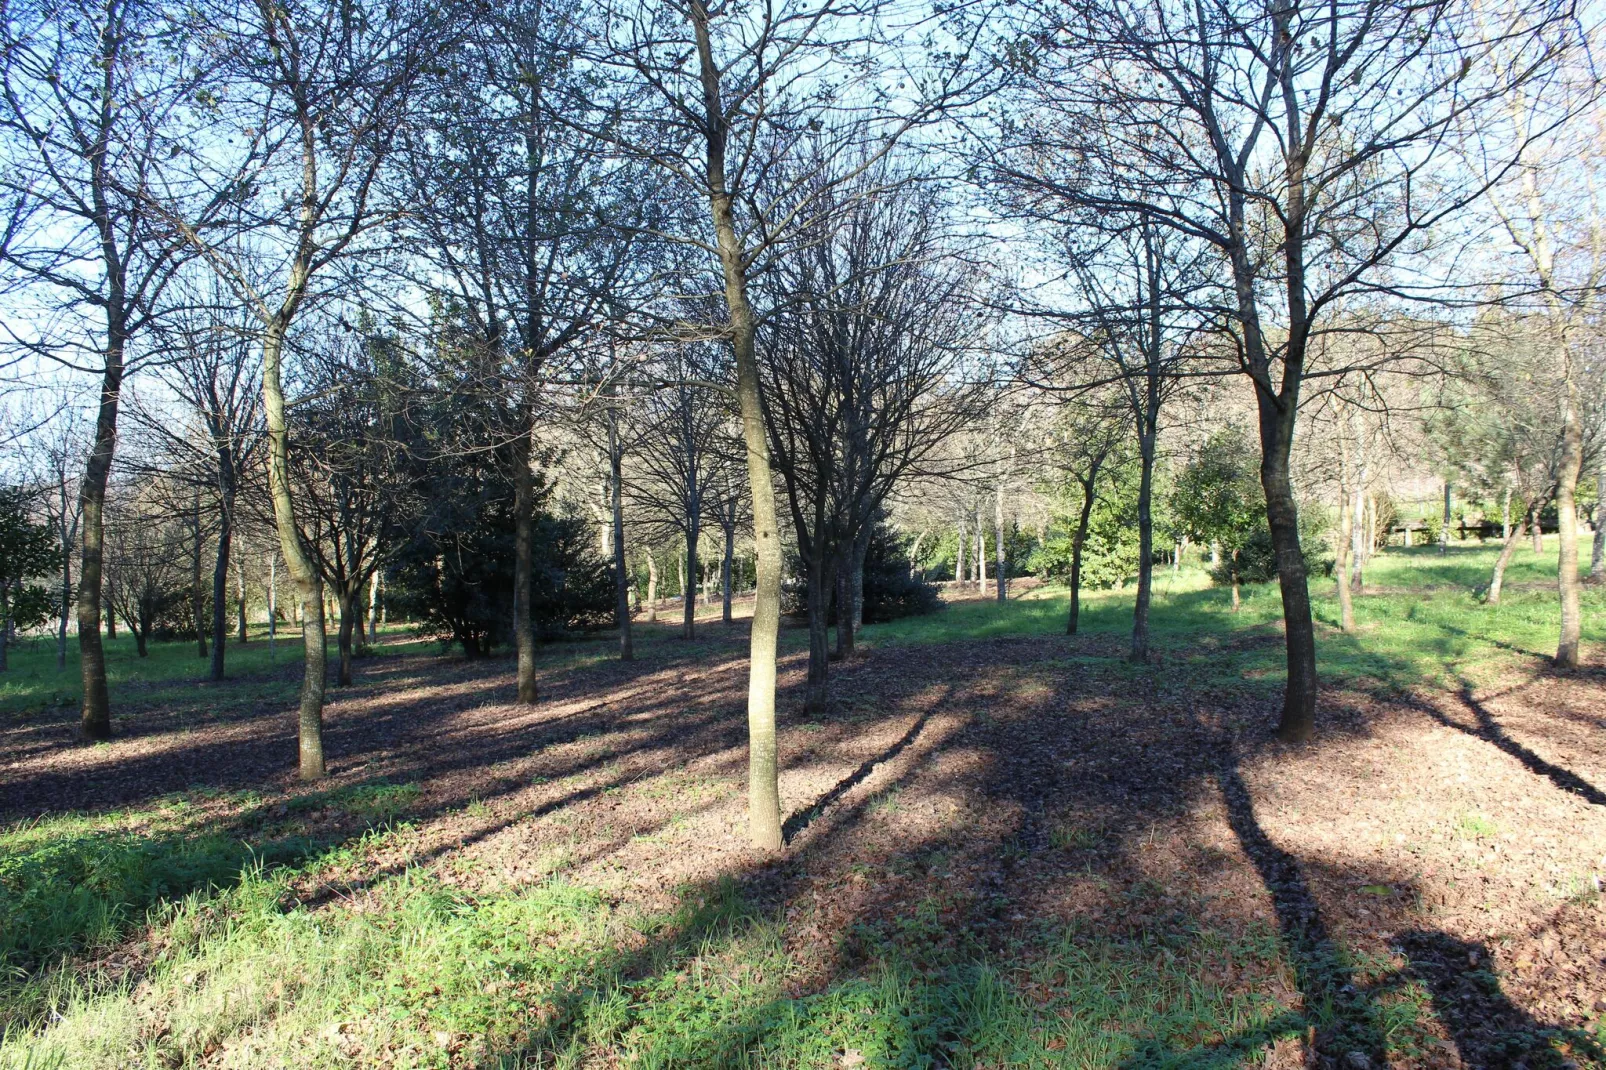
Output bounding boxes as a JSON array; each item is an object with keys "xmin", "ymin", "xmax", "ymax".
[
  {"xmin": 336, "ymin": 590, "xmax": 356, "ymax": 685},
  {"xmin": 263, "ymin": 316, "xmax": 327, "ymax": 780},
  {"xmin": 610, "ymin": 408, "xmax": 633, "ymax": 659},
  {"xmin": 1130, "ymin": 427, "xmax": 1156, "ymax": 660},
  {"xmin": 804, "ymin": 545, "xmax": 833, "ymax": 711},
  {"xmin": 850, "ymin": 524, "xmax": 870, "ymax": 629},
  {"xmin": 1487, "ymin": 520, "xmax": 1525, "ymax": 605},
  {"xmin": 57, "ymin": 520, "xmax": 71, "ymax": 672},
  {"xmin": 1350, "ymin": 487, "xmax": 1366, "ymax": 592},
  {"xmin": 1067, "ymin": 469, "xmax": 1097, "ymax": 635},
  {"xmin": 1555, "ymin": 365, "xmax": 1583, "ymax": 669},
  {"xmin": 76, "ymin": 311, "xmax": 124, "ymax": 739},
  {"xmin": 955, "ymin": 515, "xmax": 966, "ymax": 589},
  {"xmin": 1336, "ymin": 482, "xmax": 1355, "ymax": 633},
  {"xmin": 975, "ymin": 508, "xmax": 987, "ymax": 594},
  {"xmin": 1440, "ymin": 480, "xmax": 1451, "ymax": 555},
  {"xmin": 512, "ymin": 423, "xmax": 538, "ymax": 703},
  {"xmin": 835, "ymin": 553, "xmax": 855, "ymax": 658},
  {"xmin": 691, "ymin": 0, "xmax": 782, "ymax": 849},
  {"xmin": 721, "ymin": 524, "xmax": 735, "ymax": 624},
  {"xmin": 237, "ymin": 558, "xmax": 248, "ymax": 644},
  {"xmin": 368, "ymin": 570, "xmax": 380, "ymax": 645},
  {"xmin": 682, "ymin": 517, "xmax": 698, "ymax": 640},
  {"xmin": 209, "ymin": 489, "xmax": 232, "ymax": 682},
  {"xmin": 1590, "ymin": 456, "xmax": 1605, "ymax": 583},
  {"xmin": 994, "ymin": 479, "xmax": 1007, "ymax": 603},
  {"xmin": 1530, "ymin": 506, "xmax": 1543, "ymax": 553}
]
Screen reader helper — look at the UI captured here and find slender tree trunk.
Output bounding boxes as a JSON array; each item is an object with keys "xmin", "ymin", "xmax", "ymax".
[
  {"xmin": 1336, "ymin": 483, "xmax": 1355, "ymax": 633},
  {"xmin": 976, "ymin": 508, "xmax": 987, "ymax": 594},
  {"xmin": 1231, "ymin": 561, "xmax": 1241, "ymax": 612},
  {"xmin": 645, "ymin": 552, "xmax": 658, "ymax": 621},
  {"xmin": 692, "ymin": 0, "xmax": 782, "ymax": 849},
  {"xmin": 105, "ymin": 607, "xmax": 115, "ymax": 639},
  {"xmin": 1487, "ymin": 521, "xmax": 1525, "ymax": 605},
  {"xmin": 682, "ymin": 516, "xmax": 698, "ymax": 640},
  {"xmin": 1067, "ymin": 473, "xmax": 1096, "ymax": 635},
  {"xmin": 57, "ymin": 537, "xmax": 71, "ymax": 672},
  {"xmin": 1130, "ymin": 429, "xmax": 1155, "ymax": 660},
  {"xmin": 268, "ymin": 554, "xmax": 277, "ymax": 660},
  {"xmin": 1591, "ymin": 456, "xmax": 1605, "ymax": 582},
  {"xmin": 336, "ymin": 590, "xmax": 356, "ymax": 686},
  {"xmin": 1258, "ymin": 410, "xmax": 1317, "ymax": 742},
  {"xmin": 135, "ymin": 622, "xmax": 148, "ymax": 658},
  {"xmin": 190, "ymin": 494, "xmax": 207, "ymax": 660},
  {"xmin": 237, "ymin": 557, "xmax": 248, "ymax": 644},
  {"xmin": 955, "ymin": 515, "xmax": 966, "ymax": 590},
  {"xmin": 850, "ymin": 523, "xmax": 870, "ymax": 629},
  {"xmin": 369, "ymin": 571, "xmax": 381, "ymax": 644},
  {"xmin": 263, "ymin": 317, "xmax": 327, "ymax": 780},
  {"xmin": 1555, "ymin": 366, "xmax": 1584, "ymax": 669},
  {"xmin": 1, "ymin": 603, "xmax": 10, "ymax": 672},
  {"xmin": 1502, "ymin": 487, "xmax": 1512, "ymax": 541},
  {"xmin": 1350, "ymin": 487, "xmax": 1366, "ymax": 592},
  {"xmin": 512, "ymin": 423, "xmax": 538, "ymax": 703},
  {"xmin": 1530, "ymin": 506, "xmax": 1543, "ymax": 553},
  {"xmin": 209, "ymin": 496, "xmax": 231, "ymax": 682},
  {"xmin": 805, "ymin": 549, "xmax": 833, "ymax": 711},
  {"xmin": 835, "ymin": 553, "xmax": 855, "ymax": 658},
  {"xmin": 721, "ymin": 524, "xmax": 734, "ymax": 624},
  {"xmin": 994, "ymin": 479, "xmax": 1007, "ymax": 603},
  {"xmin": 1440, "ymin": 480, "xmax": 1451, "ymax": 555},
  {"xmin": 76, "ymin": 320, "xmax": 123, "ymax": 739},
  {"xmin": 610, "ymin": 410, "xmax": 633, "ymax": 659}
]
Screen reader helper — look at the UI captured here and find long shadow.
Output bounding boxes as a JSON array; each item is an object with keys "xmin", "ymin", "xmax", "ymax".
[
  {"xmin": 781, "ymin": 703, "xmax": 939, "ymax": 844},
  {"xmin": 1400, "ymin": 681, "xmax": 1606, "ymax": 808},
  {"xmin": 1212, "ymin": 757, "xmax": 1385, "ymax": 1064},
  {"xmin": 1401, "ymin": 929, "xmax": 1606, "ymax": 1069}
]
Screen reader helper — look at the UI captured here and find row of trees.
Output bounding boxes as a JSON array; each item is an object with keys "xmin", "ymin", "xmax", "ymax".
[{"xmin": 2, "ymin": 0, "xmax": 1601, "ymax": 850}]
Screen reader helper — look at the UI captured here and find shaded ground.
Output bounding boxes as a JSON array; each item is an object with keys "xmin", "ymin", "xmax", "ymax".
[{"xmin": 2, "ymin": 576, "xmax": 1604, "ymax": 1068}]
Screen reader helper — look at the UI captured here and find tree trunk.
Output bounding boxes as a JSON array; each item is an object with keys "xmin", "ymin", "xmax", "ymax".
[
  {"xmin": 76, "ymin": 320, "xmax": 123, "ymax": 739},
  {"xmin": 1555, "ymin": 367, "xmax": 1583, "ymax": 669},
  {"xmin": 1259, "ymin": 410, "xmax": 1317, "ymax": 742},
  {"xmin": 1336, "ymin": 483, "xmax": 1355, "ymax": 633},
  {"xmin": 1591, "ymin": 457, "xmax": 1604, "ymax": 582},
  {"xmin": 1130, "ymin": 429, "xmax": 1155, "ymax": 660},
  {"xmin": 512, "ymin": 425, "xmax": 538, "ymax": 703},
  {"xmin": 976, "ymin": 509, "xmax": 987, "ymax": 594},
  {"xmin": 237, "ymin": 558, "xmax": 248, "ymax": 644},
  {"xmin": 645, "ymin": 552, "xmax": 659, "ymax": 621},
  {"xmin": 692, "ymin": 0, "xmax": 782, "ymax": 850},
  {"xmin": 682, "ymin": 519, "xmax": 698, "ymax": 640},
  {"xmin": 994, "ymin": 480, "xmax": 1007, "ymax": 603},
  {"xmin": 721, "ymin": 524, "xmax": 734, "ymax": 624},
  {"xmin": 135, "ymin": 625, "xmax": 148, "ymax": 658},
  {"xmin": 1502, "ymin": 487, "xmax": 1512, "ymax": 541},
  {"xmin": 1440, "ymin": 480, "xmax": 1451, "ymax": 555},
  {"xmin": 1487, "ymin": 520, "xmax": 1525, "ymax": 605},
  {"xmin": 611, "ymin": 411, "xmax": 633, "ymax": 659},
  {"xmin": 834, "ymin": 555, "xmax": 855, "ymax": 658},
  {"xmin": 190, "ymin": 491, "xmax": 207, "ymax": 661},
  {"xmin": 1, "ymin": 605, "xmax": 9, "ymax": 672},
  {"xmin": 209, "ymin": 497, "xmax": 231, "ymax": 682},
  {"xmin": 367, "ymin": 571, "xmax": 380, "ymax": 646},
  {"xmin": 263, "ymin": 317, "xmax": 327, "ymax": 780},
  {"xmin": 1350, "ymin": 487, "xmax": 1366, "ymax": 592},
  {"xmin": 268, "ymin": 555, "xmax": 278, "ymax": 659},
  {"xmin": 336, "ymin": 591, "xmax": 356, "ymax": 686},
  {"xmin": 804, "ymin": 547, "xmax": 833, "ymax": 712},
  {"xmin": 1067, "ymin": 473, "xmax": 1096, "ymax": 635},
  {"xmin": 57, "ymin": 537, "xmax": 71, "ymax": 672},
  {"xmin": 850, "ymin": 524, "xmax": 870, "ymax": 629},
  {"xmin": 955, "ymin": 515, "xmax": 966, "ymax": 590},
  {"xmin": 1530, "ymin": 506, "xmax": 1543, "ymax": 553},
  {"xmin": 105, "ymin": 608, "xmax": 115, "ymax": 640}
]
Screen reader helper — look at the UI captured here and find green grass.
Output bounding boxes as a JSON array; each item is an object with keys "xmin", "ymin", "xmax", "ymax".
[{"xmin": 863, "ymin": 543, "xmax": 1604, "ymax": 695}]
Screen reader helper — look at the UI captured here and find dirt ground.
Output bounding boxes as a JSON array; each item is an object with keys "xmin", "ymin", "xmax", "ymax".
[{"xmin": 3, "ymin": 596, "xmax": 1603, "ymax": 1068}]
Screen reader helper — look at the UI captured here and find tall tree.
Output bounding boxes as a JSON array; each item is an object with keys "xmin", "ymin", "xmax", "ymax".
[
  {"xmin": 995, "ymin": 0, "xmax": 1584, "ymax": 739},
  {"xmin": 0, "ymin": 0, "xmax": 219, "ymax": 737}
]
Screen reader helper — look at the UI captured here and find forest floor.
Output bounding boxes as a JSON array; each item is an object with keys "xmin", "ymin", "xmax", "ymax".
[{"xmin": 2, "ymin": 544, "xmax": 1604, "ymax": 1069}]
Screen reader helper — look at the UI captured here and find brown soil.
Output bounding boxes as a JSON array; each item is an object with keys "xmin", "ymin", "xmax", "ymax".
[{"xmin": 3, "ymin": 601, "xmax": 1603, "ymax": 1069}]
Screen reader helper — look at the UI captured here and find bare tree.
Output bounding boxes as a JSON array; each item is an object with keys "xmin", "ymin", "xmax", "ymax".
[
  {"xmin": 993, "ymin": 0, "xmax": 1585, "ymax": 739},
  {"xmin": 0, "ymin": 0, "xmax": 224, "ymax": 737}
]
